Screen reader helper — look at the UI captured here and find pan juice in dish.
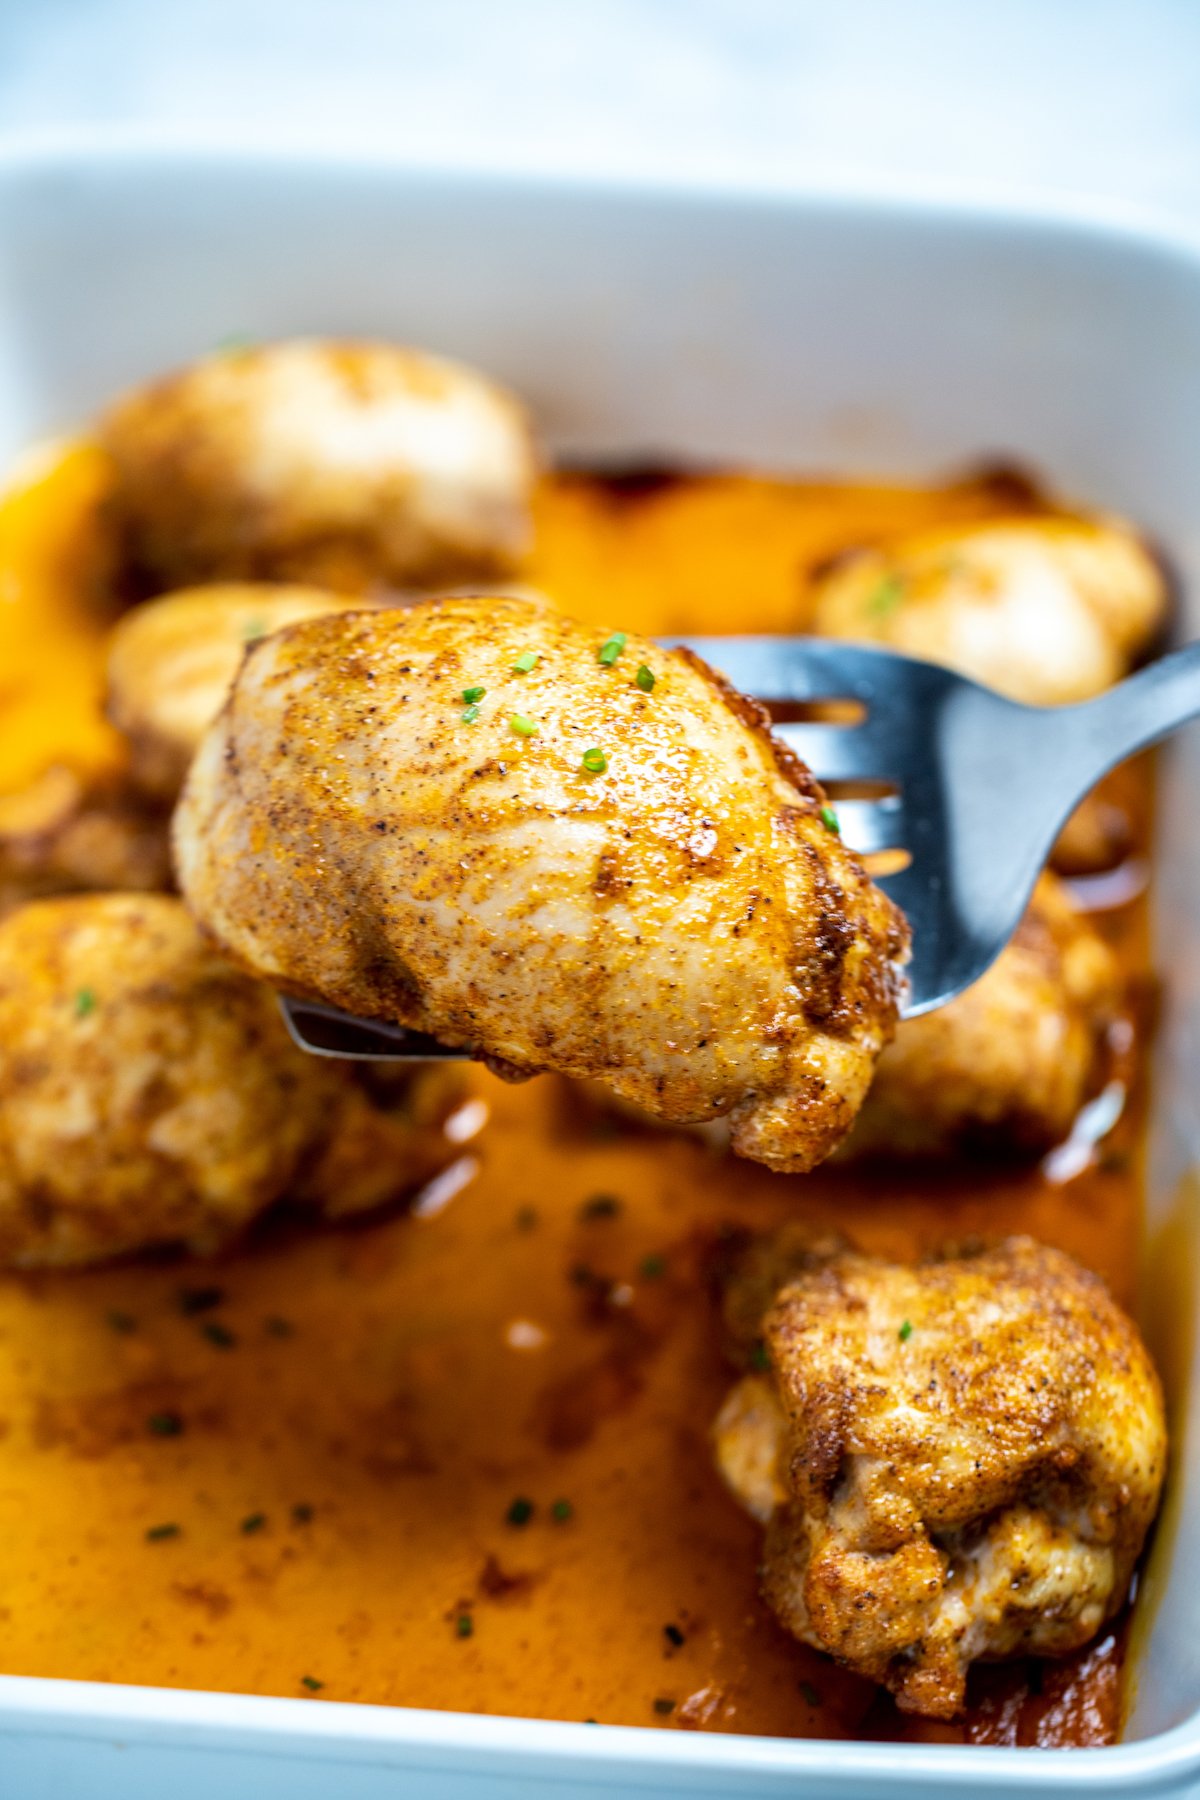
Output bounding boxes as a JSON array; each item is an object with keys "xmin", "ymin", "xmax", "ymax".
[{"xmin": 0, "ymin": 441, "xmax": 1157, "ymax": 1747}]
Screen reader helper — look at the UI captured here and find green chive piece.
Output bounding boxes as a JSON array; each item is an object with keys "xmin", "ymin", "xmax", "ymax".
[
  {"xmin": 750, "ymin": 1340, "xmax": 771, "ymax": 1372},
  {"xmin": 179, "ymin": 1285, "xmax": 224, "ymax": 1315},
  {"xmin": 639, "ymin": 1253, "xmax": 666, "ymax": 1281},
  {"xmin": 635, "ymin": 663, "xmax": 656, "ymax": 692},
  {"xmin": 800, "ymin": 1680, "xmax": 822, "ymax": 1707},
  {"xmin": 507, "ymin": 1495, "xmax": 534, "ymax": 1527},
  {"xmin": 461, "ymin": 704, "xmax": 481, "ymax": 723},
  {"xmin": 581, "ymin": 746, "xmax": 607, "ymax": 774},
  {"xmin": 652, "ymin": 1697, "xmax": 676, "ymax": 1715},
  {"xmin": 74, "ymin": 988, "xmax": 96, "ymax": 1018},
  {"xmin": 867, "ymin": 573, "xmax": 905, "ymax": 618},
  {"xmin": 215, "ymin": 332, "xmax": 255, "ymax": 354},
  {"xmin": 300, "ymin": 1674, "xmax": 324, "ymax": 1691},
  {"xmin": 242, "ymin": 617, "xmax": 266, "ymax": 643},
  {"xmin": 145, "ymin": 1522, "xmax": 181, "ymax": 1542},
  {"xmin": 551, "ymin": 1498, "xmax": 574, "ymax": 1522},
  {"xmin": 462, "ymin": 685, "xmax": 486, "ymax": 704},
  {"xmin": 663, "ymin": 1623, "xmax": 685, "ymax": 1647},
  {"xmin": 512, "ymin": 651, "xmax": 539, "ymax": 674},
  {"xmin": 598, "ymin": 632, "xmax": 627, "ymax": 666},
  {"xmin": 899, "ymin": 1319, "xmax": 913, "ymax": 1343},
  {"xmin": 510, "ymin": 714, "xmax": 537, "ymax": 737},
  {"xmin": 580, "ymin": 1193, "xmax": 621, "ymax": 1220},
  {"xmin": 820, "ymin": 804, "xmax": 840, "ymax": 835},
  {"xmin": 292, "ymin": 1502, "xmax": 314, "ymax": 1524},
  {"xmin": 201, "ymin": 1320, "xmax": 236, "ymax": 1349},
  {"xmin": 147, "ymin": 1412, "xmax": 183, "ymax": 1438},
  {"xmin": 241, "ymin": 1511, "xmax": 267, "ymax": 1534},
  {"xmin": 456, "ymin": 1613, "xmax": 474, "ymax": 1638}
]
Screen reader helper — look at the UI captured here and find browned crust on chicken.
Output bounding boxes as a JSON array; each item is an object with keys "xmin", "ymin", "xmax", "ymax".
[
  {"xmin": 173, "ymin": 595, "xmax": 909, "ymax": 1173},
  {"xmin": 714, "ymin": 1235, "xmax": 1166, "ymax": 1718}
]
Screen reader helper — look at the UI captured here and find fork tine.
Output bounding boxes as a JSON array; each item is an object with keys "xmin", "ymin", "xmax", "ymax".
[
  {"xmin": 771, "ymin": 720, "xmax": 892, "ymax": 784},
  {"xmin": 828, "ymin": 796, "xmax": 906, "ymax": 855},
  {"xmin": 673, "ymin": 635, "xmax": 893, "ymax": 703}
]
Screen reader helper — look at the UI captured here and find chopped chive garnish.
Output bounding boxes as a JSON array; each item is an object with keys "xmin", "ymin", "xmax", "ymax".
[
  {"xmin": 242, "ymin": 617, "xmax": 266, "ymax": 643},
  {"xmin": 147, "ymin": 1412, "xmax": 183, "ymax": 1437},
  {"xmin": 179, "ymin": 1285, "xmax": 224, "ymax": 1316},
  {"xmin": 201, "ymin": 1320, "xmax": 236, "ymax": 1349},
  {"xmin": 145, "ymin": 1522, "xmax": 181, "ymax": 1542},
  {"xmin": 215, "ymin": 332, "xmax": 255, "ymax": 354},
  {"xmin": 867, "ymin": 573, "xmax": 905, "ymax": 618},
  {"xmin": 512, "ymin": 651, "xmax": 539, "ymax": 674},
  {"xmin": 581, "ymin": 746, "xmax": 608, "ymax": 774},
  {"xmin": 750, "ymin": 1340, "xmax": 771, "ymax": 1372},
  {"xmin": 898, "ymin": 1319, "xmax": 913, "ymax": 1343},
  {"xmin": 300, "ymin": 1675, "xmax": 324, "ymax": 1691},
  {"xmin": 635, "ymin": 663, "xmax": 656, "ymax": 692},
  {"xmin": 106, "ymin": 1309, "xmax": 137, "ymax": 1334},
  {"xmin": 461, "ymin": 704, "xmax": 481, "ymax": 723},
  {"xmin": 507, "ymin": 1496, "xmax": 534, "ymax": 1527},
  {"xmin": 800, "ymin": 1680, "xmax": 822, "ymax": 1707},
  {"xmin": 292, "ymin": 1502, "xmax": 314, "ymax": 1524},
  {"xmin": 663, "ymin": 1623, "xmax": 685, "ymax": 1647},
  {"xmin": 580, "ymin": 1193, "xmax": 621, "ymax": 1220},
  {"xmin": 462, "ymin": 685, "xmax": 486, "ymax": 704},
  {"xmin": 510, "ymin": 714, "xmax": 537, "ymax": 737},
  {"xmin": 820, "ymin": 805, "xmax": 840, "ymax": 835},
  {"xmin": 456, "ymin": 1613, "xmax": 474, "ymax": 1638},
  {"xmin": 551, "ymin": 1498, "xmax": 574, "ymax": 1522},
  {"xmin": 241, "ymin": 1512, "xmax": 267, "ymax": 1534},
  {"xmin": 74, "ymin": 988, "xmax": 96, "ymax": 1018},
  {"xmin": 652, "ymin": 1697, "xmax": 676, "ymax": 1715},
  {"xmin": 598, "ymin": 632, "xmax": 627, "ymax": 666},
  {"xmin": 639, "ymin": 1253, "xmax": 666, "ymax": 1280}
]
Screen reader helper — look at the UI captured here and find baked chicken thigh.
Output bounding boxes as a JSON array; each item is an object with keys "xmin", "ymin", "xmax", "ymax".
[
  {"xmin": 100, "ymin": 339, "xmax": 537, "ymax": 595},
  {"xmin": 0, "ymin": 894, "xmax": 463, "ymax": 1267},
  {"xmin": 174, "ymin": 595, "xmax": 909, "ymax": 1173},
  {"xmin": 714, "ymin": 1235, "xmax": 1166, "ymax": 1718},
  {"xmin": 845, "ymin": 872, "xmax": 1121, "ymax": 1157},
  {"xmin": 812, "ymin": 514, "xmax": 1166, "ymax": 706}
]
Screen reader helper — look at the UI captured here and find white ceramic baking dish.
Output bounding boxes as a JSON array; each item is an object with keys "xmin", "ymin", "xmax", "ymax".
[{"xmin": 0, "ymin": 146, "xmax": 1198, "ymax": 1800}]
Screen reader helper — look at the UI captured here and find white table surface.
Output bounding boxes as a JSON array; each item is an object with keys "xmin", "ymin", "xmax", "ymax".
[{"xmin": 2, "ymin": 0, "xmax": 1199, "ymax": 234}]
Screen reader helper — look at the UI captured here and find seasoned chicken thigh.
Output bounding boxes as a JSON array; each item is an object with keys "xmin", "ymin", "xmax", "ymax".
[
  {"xmin": 0, "ymin": 894, "xmax": 464, "ymax": 1267},
  {"xmin": 100, "ymin": 339, "xmax": 538, "ymax": 595},
  {"xmin": 812, "ymin": 515, "xmax": 1166, "ymax": 706},
  {"xmin": 174, "ymin": 596, "xmax": 909, "ymax": 1173},
  {"xmin": 846, "ymin": 873, "xmax": 1121, "ymax": 1157},
  {"xmin": 714, "ymin": 1235, "xmax": 1166, "ymax": 1719},
  {"xmin": 107, "ymin": 582, "xmax": 361, "ymax": 799}
]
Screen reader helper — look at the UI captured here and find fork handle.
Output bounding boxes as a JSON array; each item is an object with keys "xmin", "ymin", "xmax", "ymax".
[{"xmin": 1054, "ymin": 640, "xmax": 1200, "ymax": 794}]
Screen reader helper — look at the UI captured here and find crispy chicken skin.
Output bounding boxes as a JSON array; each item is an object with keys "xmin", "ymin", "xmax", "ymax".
[
  {"xmin": 107, "ymin": 582, "xmax": 362, "ymax": 800},
  {"xmin": 99, "ymin": 339, "xmax": 538, "ymax": 595},
  {"xmin": 173, "ymin": 596, "xmax": 909, "ymax": 1173},
  {"xmin": 812, "ymin": 515, "xmax": 1166, "ymax": 706},
  {"xmin": 714, "ymin": 1235, "xmax": 1166, "ymax": 1719},
  {"xmin": 846, "ymin": 873, "xmax": 1121, "ymax": 1158},
  {"xmin": 0, "ymin": 894, "xmax": 464, "ymax": 1267}
]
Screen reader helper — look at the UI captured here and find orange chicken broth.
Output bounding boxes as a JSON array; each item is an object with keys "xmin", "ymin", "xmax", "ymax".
[{"xmin": 0, "ymin": 445, "xmax": 1150, "ymax": 1747}]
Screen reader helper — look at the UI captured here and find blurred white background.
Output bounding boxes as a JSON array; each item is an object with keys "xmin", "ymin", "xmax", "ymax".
[{"xmin": 1, "ymin": 1, "xmax": 1199, "ymax": 228}]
